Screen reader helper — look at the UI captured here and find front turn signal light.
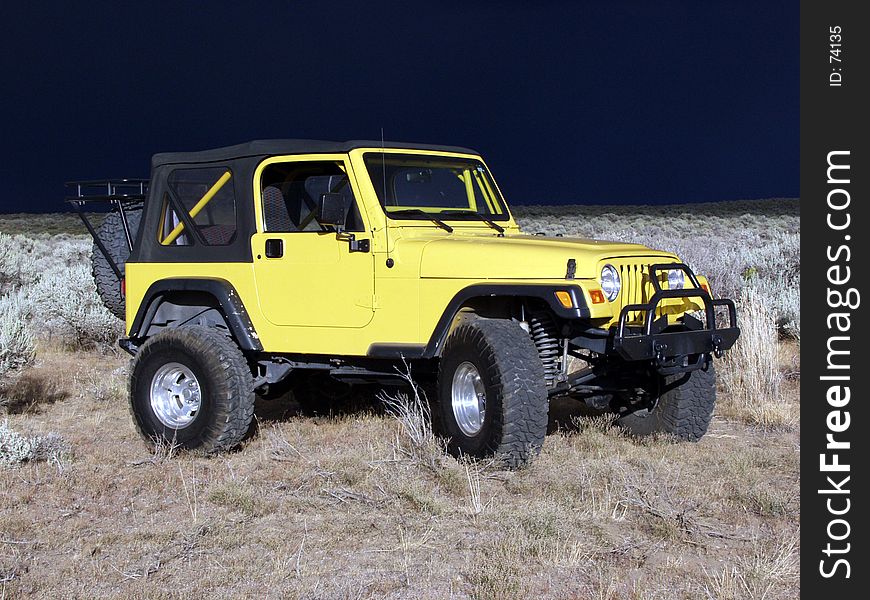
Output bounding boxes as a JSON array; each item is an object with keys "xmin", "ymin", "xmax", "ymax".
[
  {"xmin": 589, "ymin": 289, "xmax": 606, "ymax": 304},
  {"xmin": 555, "ymin": 290, "xmax": 573, "ymax": 309}
]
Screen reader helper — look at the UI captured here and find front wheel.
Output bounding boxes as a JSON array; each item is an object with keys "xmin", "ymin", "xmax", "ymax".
[
  {"xmin": 436, "ymin": 316, "xmax": 548, "ymax": 469},
  {"xmin": 129, "ymin": 326, "xmax": 255, "ymax": 452},
  {"xmin": 617, "ymin": 363, "xmax": 717, "ymax": 441}
]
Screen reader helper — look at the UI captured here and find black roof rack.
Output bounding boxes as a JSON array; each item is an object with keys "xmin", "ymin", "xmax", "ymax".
[
  {"xmin": 64, "ymin": 179, "xmax": 148, "ymax": 278},
  {"xmin": 64, "ymin": 179, "xmax": 149, "ymax": 203}
]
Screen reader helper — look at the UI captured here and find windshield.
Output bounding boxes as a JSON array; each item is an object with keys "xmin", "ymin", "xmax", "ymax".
[{"xmin": 363, "ymin": 153, "xmax": 510, "ymax": 221}]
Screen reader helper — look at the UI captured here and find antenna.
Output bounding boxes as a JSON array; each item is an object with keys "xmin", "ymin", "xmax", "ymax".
[
  {"xmin": 381, "ymin": 127, "xmax": 394, "ymax": 268},
  {"xmin": 380, "ymin": 127, "xmax": 387, "ymax": 205}
]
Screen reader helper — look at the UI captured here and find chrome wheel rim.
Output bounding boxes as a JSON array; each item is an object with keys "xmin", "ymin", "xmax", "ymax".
[
  {"xmin": 150, "ymin": 362, "xmax": 202, "ymax": 429},
  {"xmin": 451, "ymin": 361, "xmax": 486, "ymax": 436}
]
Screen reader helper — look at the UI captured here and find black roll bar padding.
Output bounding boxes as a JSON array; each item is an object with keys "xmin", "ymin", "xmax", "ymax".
[{"xmin": 162, "ymin": 186, "xmax": 208, "ymax": 246}]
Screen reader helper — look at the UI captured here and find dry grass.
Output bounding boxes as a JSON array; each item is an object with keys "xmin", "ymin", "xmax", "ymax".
[
  {"xmin": 377, "ymin": 365, "xmax": 444, "ymax": 473},
  {"xmin": 0, "ymin": 344, "xmax": 800, "ymax": 598},
  {"xmin": 702, "ymin": 534, "xmax": 799, "ymax": 599},
  {"xmin": 719, "ymin": 289, "xmax": 794, "ymax": 430}
]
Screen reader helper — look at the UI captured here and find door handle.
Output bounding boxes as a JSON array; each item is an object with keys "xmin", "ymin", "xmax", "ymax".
[{"xmin": 265, "ymin": 238, "xmax": 283, "ymax": 258}]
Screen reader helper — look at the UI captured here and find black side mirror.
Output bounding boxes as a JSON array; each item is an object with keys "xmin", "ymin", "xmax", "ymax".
[{"xmin": 316, "ymin": 192, "xmax": 348, "ymax": 229}]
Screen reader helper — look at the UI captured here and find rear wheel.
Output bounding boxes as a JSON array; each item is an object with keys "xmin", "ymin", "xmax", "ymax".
[
  {"xmin": 436, "ymin": 316, "xmax": 548, "ymax": 468},
  {"xmin": 129, "ymin": 326, "xmax": 254, "ymax": 452},
  {"xmin": 617, "ymin": 364, "xmax": 716, "ymax": 441},
  {"xmin": 92, "ymin": 207, "xmax": 142, "ymax": 320}
]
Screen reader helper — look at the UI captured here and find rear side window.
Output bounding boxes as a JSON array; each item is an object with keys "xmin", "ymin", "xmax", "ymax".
[{"xmin": 158, "ymin": 167, "xmax": 237, "ymax": 246}]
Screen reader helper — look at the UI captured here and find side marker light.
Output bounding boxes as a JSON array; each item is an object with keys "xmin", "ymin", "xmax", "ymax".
[{"xmin": 555, "ymin": 291, "xmax": 573, "ymax": 309}]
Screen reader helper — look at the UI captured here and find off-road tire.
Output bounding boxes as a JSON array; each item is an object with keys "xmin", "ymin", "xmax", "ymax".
[
  {"xmin": 436, "ymin": 316, "xmax": 548, "ymax": 469},
  {"xmin": 129, "ymin": 326, "xmax": 255, "ymax": 452},
  {"xmin": 617, "ymin": 364, "xmax": 716, "ymax": 441},
  {"xmin": 92, "ymin": 207, "xmax": 142, "ymax": 320}
]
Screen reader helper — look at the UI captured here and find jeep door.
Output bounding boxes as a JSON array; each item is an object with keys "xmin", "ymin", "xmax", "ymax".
[{"xmin": 251, "ymin": 155, "xmax": 375, "ymax": 328}]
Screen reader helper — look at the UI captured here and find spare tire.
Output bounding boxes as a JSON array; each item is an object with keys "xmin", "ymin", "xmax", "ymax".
[{"xmin": 91, "ymin": 207, "xmax": 142, "ymax": 320}]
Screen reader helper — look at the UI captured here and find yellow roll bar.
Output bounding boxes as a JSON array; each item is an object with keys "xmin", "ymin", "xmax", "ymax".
[
  {"xmin": 461, "ymin": 169, "xmax": 478, "ymax": 211},
  {"xmin": 161, "ymin": 170, "xmax": 232, "ymax": 245},
  {"xmin": 477, "ymin": 170, "xmax": 503, "ymax": 214},
  {"xmin": 472, "ymin": 169, "xmax": 498, "ymax": 214}
]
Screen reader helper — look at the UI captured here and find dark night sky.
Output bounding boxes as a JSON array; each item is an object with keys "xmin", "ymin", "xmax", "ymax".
[{"xmin": 0, "ymin": 1, "xmax": 797, "ymax": 212}]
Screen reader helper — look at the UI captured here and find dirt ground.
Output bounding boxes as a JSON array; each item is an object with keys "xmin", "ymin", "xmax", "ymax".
[{"xmin": 1, "ymin": 344, "xmax": 799, "ymax": 600}]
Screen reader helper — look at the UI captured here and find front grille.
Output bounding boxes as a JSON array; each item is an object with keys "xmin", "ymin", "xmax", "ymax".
[
  {"xmin": 619, "ymin": 263, "xmax": 648, "ymax": 307},
  {"xmin": 604, "ymin": 260, "xmax": 662, "ymax": 325}
]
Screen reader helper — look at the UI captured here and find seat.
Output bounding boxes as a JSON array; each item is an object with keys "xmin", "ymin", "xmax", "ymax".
[
  {"xmin": 262, "ymin": 185, "xmax": 294, "ymax": 232},
  {"xmin": 199, "ymin": 224, "xmax": 235, "ymax": 245}
]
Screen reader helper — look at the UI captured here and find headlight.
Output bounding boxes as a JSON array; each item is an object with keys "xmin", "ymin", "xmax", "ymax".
[
  {"xmin": 600, "ymin": 264, "xmax": 621, "ymax": 301},
  {"xmin": 667, "ymin": 269, "xmax": 685, "ymax": 290}
]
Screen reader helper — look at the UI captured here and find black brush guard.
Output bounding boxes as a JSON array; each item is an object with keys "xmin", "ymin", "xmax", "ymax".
[{"xmin": 612, "ymin": 264, "xmax": 740, "ymax": 374}]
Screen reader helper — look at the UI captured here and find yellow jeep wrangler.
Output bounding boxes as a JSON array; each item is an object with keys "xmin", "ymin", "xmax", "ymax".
[{"xmin": 69, "ymin": 139, "xmax": 739, "ymax": 467}]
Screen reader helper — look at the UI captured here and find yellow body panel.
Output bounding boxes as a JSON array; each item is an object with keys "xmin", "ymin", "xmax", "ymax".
[
  {"xmin": 126, "ymin": 261, "xmax": 614, "ymax": 355},
  {"xmin": 127, "ymin": 148, "xmax": 710, "ymax": 355},
  {"xmin": 251, "ymin": 232, "xmax": 375, "ymax": 328}
]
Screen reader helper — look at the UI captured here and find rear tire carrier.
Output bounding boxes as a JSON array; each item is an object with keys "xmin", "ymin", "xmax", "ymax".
[{"xmin": 92, "ymin": 207, "xmax": 143, "ymax": 320}]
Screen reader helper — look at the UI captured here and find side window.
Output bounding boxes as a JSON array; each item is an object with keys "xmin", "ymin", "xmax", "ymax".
[
  {"xmin": 158, "ymin": 167, "xmax": 237, "ymax": 246},
  {"xmin": 260, "ymin": 161, "xmax": 364, "ymax": 233}
]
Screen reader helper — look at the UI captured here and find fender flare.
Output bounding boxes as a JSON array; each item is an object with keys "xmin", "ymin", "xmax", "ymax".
[
  {"xmin": 367, "ymin": 283, "xmax": 589, "ymax": 359},
  {"xmin": 127, "ymin": 278, "xmax": 262, "ymax": 352}
]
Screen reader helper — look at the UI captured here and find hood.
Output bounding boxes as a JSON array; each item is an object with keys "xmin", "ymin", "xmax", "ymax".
[{"xmin": 416, "ymin": 234, "xmax": 677, "ymax": 279}]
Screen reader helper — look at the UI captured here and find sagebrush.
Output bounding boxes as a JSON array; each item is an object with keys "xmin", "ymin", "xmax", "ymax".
[
  {"xmin": 0, "ymin": 231, "xmax": 122, "ymax": 357},
  {"xmin": 0, "ymin": 419, "xmax": 69, "ymax": 468},
  {"xmin": 0, "ymin": 292, "xmax": 36, "ymax": 380}
]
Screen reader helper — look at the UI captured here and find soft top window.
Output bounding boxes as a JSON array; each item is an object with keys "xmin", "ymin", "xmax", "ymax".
[{"xmin": 157, "ymin": 167, "xmax": 237, "ymax": 246}]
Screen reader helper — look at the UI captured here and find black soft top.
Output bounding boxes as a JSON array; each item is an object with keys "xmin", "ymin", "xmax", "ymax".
[{"xmin": 151, "ymin": 139, "xmax": 480, "ymax": 168}]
